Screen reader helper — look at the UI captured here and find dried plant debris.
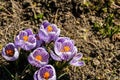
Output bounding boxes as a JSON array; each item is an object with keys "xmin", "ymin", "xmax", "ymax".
[{"xmin": 0, "ymin": 0, "xmax": 120, "ymax": 80}]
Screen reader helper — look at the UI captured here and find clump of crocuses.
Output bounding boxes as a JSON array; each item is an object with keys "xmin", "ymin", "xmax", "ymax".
[{"xmin": 1, "ymin": 20, "xmax": 85, "ymax": 80}]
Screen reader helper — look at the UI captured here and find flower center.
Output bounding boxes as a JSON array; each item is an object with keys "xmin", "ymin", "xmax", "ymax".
[
  {"xmin": 23, "ymin": 36, "xmax": 28, "ymax": 41},
  {"xmin": 5, "ymin": 49, "xmax": 14, "ymax": 56},
  {"xmin": 35, "ymin": 55, "xmax": 42, "ymax": 61},
  {"xmin": 43, "ymin": 72, "xmax": 50, "ymax": 79},
  {"xmin": 61, "ymin": 46, "xmax": 70, "ymax": 52},
  {"xmin": 47, "ymin": 25, "xmax": 53, "ymax": 32}
]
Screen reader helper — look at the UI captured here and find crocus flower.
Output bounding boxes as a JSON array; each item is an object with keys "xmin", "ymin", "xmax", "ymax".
[
  {"xmin": 15, "ymin": 28, "xmax": 36, "ymax": 50},
  {"xmin": 39, "ymin": 20, "xmax": 60, "ymax": 43},
  {"xmin": 51, "ymin": 37, "xmax": 77, "ymax": 61},
  {"xmin": 50, "ymin": 37, "xmax": 84, "ymax": 66},
  {"xmin": 34, "ymin": 65, "xmax": 56, "ymax": 80},
  {"xmin": 2, "ymin": 43, "xmax": 19, "ymax": 61},
  {"xmin": 69, "ymin": 53, "xmax": 85, "ymax": 66},
  {"xmin": 28, "ymin": 47, "xmax": 49, "ymax": 67}
]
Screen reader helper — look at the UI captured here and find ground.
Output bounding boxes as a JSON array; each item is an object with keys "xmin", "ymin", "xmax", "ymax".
[{"xmin": 0, "ymin": 0, "xmax": 120, "ymax": 80}]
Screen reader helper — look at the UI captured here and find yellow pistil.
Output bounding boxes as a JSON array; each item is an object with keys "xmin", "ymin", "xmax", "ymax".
[
  {"xmin": 61, "ymin": 46, "xmax": 70, "ymax": 52},
  {"xmin": 43, "ymin": 72, "xmax": 50, "ymax": 79},
  {"xmin": 35, "ymin": 55, "xmax": 42, "ymax": 61},
  {"xmin": 23, "ymin": 36, "xmax": 28, "ymax": 41},
  {"xmin": 6, "ymin": 49, "xmax": 14, "ymax": 56},
  {"xmin": 47, "ymin": 25, "xmax": 53, "ymax": 32}
]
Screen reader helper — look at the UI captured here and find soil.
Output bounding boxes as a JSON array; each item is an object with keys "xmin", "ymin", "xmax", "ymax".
[{"xmin": 0, "ymin": 0, "xmax": 120, "ymax": 80}]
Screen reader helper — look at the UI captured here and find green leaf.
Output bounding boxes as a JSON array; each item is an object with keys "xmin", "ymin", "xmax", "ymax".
[
  {"xmin": 36, "ymin": 13, "xmax": 44, "ymax": 19},
  {"xmin": 58, "ymin": 72, "xmax": 68, "ymax": 79}
]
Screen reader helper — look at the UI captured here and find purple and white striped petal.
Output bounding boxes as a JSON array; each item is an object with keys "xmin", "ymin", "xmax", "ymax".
[
  {"xmin": 50, "ymin": 51, "xmax": 62, "ymax": 61},
  {"xmin": 69, "ymin": 60, "xmax": 85, "ymax": 67},
  {"xmin": 42, "ymin": 20, "xmax": 51, "ymax": 28},
  {"xmin": 33, "ymin": 71, "xmax": 39, "ymax": 80},
  {"xmin": 39, "ymin": 29, "xmax": 49, "ymax": 42},
  {"xmin": 69, "ymin": 53, "xmax": 84, "ymax": 66},
  {"xmin": 72, "ymin": 53, "xmax": 83, "ymax": 61},
  {"xmin": 19, "ymin": 31, "xmax": 27, "ymax": 40},
  {"xmin": 55, "ymin": 37, "xmax": 71, "ymax": 44},
  {"xmin": 25, "ymin": 28, "xmax": 33, "ymax": 35}
]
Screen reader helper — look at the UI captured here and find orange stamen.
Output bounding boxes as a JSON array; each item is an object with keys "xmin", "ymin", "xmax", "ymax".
[
  {"xmin": 43, "ymin": 72, "xmax": 50, "ymax": 79},
  {"xmin": 6, "ymin": 49, "xmax": 14, "ymax": 56},
  {"xmin": 61, "ymin": 46, "xmax": 70, "ymax": 52},
  {"xmin": 35, "ymin": 55, "xmax": 42, "ymax": 61},
  {"xmin": 23, "ymin": 36, "xmax": 28, "ymax": 41},
  {"xmin": 47, "ymin": 25, "xmax": 53, "ymax": 32}
]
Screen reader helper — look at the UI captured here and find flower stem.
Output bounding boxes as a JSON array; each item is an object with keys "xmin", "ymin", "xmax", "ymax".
[
  {"xmin": 2, "ymin": 65, "xmax": 15, "ymax": 79},
  {"xmin": 21, "ymin": 64, "xmax": 30, "ymax": 77}
]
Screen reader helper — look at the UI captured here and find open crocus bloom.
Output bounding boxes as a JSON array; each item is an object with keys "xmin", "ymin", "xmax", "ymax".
[
  {"xmin": 51, "ymin": 37, "xmax": 77, "ymax": 61},
  {"xmin": 51, "ymin": 37, "xmax": 85, "ymax": 66},
  {"xmin": 28, "ymin": 47, "xmax": 49, "ymax": 67},
  {"xmin": 39, "ymin": 20, "xmax": 60, "ymax": 43},
  {"xmin": 2, "ymin": 43, "xmax": 19, "ymax": 61},
  {"xmin": 34, "ymin": 65, "xmax": 56, "ymax": 80},
  {"xmin": 15, "ymin": 28, "xmax": 36, "ymax": 50}
]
